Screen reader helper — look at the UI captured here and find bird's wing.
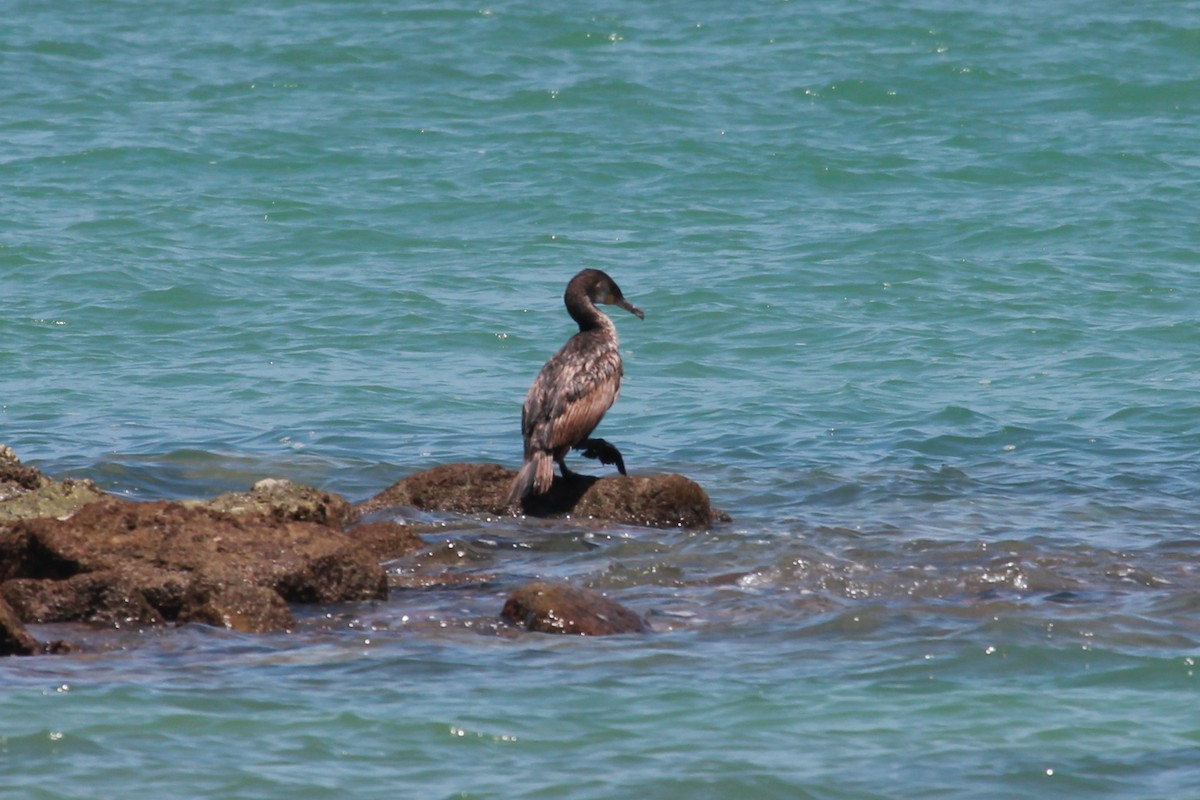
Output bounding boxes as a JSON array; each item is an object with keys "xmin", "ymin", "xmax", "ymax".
[{"xmin": 547, "ymin": 347, "xmax": 622, "ymax": 450}]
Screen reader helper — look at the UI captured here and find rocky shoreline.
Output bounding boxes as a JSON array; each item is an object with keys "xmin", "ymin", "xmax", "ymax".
[{"xmin": 0, "ymin": 446, "xmax": 725, "ymax": 656}]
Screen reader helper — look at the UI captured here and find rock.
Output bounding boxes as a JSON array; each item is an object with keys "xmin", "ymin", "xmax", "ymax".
[
  {"xmin": 356, "ymin": 463, "xmax": 726, "ymax": 529},
  {"xmin": 0, "ymin": 445, "xmax": 43, "ymax": 495},
  {"xmin": 349, "ymin": 520, "xmax": 429, "ymax": 560},
  {"xmin": 178, "ymin": 583, "xmax": 295, "ymax": 633},
  {"xmin": 0, "ymin": 445, "xmax": 108, "ymax": 522},
  {"xmin": 0, "ymin": 596, "xmax": 41, "ymax": 656},
  {"xmin": 500, "ymin": 581, "xmax": 649, "ymax": 635},
  {"xmin": 0, "ymin": 497, "xmax": 388, "ymax": 631},
  {"xmin": 186, "ymin": 478, "xmax": 352, "ymax": 528},
  {"xmin": 356, "ymin": 463, "xmax": 513, "ymax": 518},
  {"xmin": 0, "ymin": 447, "xmax": 427, "ymax": 652},
  {"xmin": 532, "ymin": 472, "xmax": 727, "ymax": 530},
  {"xmin": 1, "ymin": 572, "xmax": 164, "ymax": 627}
]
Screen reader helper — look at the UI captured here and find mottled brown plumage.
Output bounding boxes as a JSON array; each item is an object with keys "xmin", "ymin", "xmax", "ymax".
[{"xmin": 507, "ymin": 269, "xmax": 644, "ymax": 506}]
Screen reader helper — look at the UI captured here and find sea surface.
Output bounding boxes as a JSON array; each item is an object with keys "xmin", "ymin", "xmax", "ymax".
[{"xmin": 3, "ymin": 1, "xmax": 1200, "ymax": 797}]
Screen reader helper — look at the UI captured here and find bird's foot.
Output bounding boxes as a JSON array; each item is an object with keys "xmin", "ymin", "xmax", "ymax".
[{"xmin": 575, "ymin": 438, "xmax": 628, "ymax": 475}]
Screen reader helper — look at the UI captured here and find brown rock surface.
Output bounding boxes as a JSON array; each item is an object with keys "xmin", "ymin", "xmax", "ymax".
[
  {"xmin": 177, "ymin": 583, "xmax": 295, "ymax": 633},
  {"xmin": 0, "ymin": 447, "xmax": 436, "ymax": 651},
  {"xmin": 347, "ymin": 520, "xmax": 430, "ymax": 561},
  {"xmin": 0, "ymin": 496, "xmax": 393, "ymax": 637},
  {"xmin": 2, "ymin": 572, "xmax": 165, "ymax": 627},
  {"xmin": 501, "ymin": 581, "xmax": 649, "ymax": 635},
  {"xmin": 357, "ymin": 463, "xmax": 725, "ymax": 530},
  {"xmin": 0, "ymin": 596, "xmax": 41, "ymax": 656}
]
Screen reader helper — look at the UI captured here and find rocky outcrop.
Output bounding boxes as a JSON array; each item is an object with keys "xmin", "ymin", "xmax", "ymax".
[
  {"xmin": 0, "ymin": 445, "xmax": 107, "ymax": 522},
  {"xmin": 0, "ymin": 498, "xmax": 391, "ymax": 633},
  {"xmin": 2, "ymin": 571, "xmax": 165, "ymax": 628},
  {"xmin": 185, "ymin": 478, "xmax": 352, "ymax": 529},
  {"xmin": 357, "ymin": 463, "xmax": 726, "ymax": 529},
  {"xmin": 0, "ymin": 448, "xmax": 431, "ymax": 649},
  {"xmin": 501, "ymin": 581, "xmax": 649, "ymax": 635},
  {"xmin": 0, "ymin": 447, "xmax": 721, "ymax": 655}
]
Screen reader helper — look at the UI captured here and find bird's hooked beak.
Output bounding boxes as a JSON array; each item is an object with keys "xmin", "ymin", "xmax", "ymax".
[{"xmin": 618, "ymin": 298, "xmax": 645, "ymax": 320}]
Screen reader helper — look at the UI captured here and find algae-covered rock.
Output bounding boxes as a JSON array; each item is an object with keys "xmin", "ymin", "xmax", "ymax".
[
  {"xmin": 186, "ymin": 478, "xmax": 352, "ymax": 528},
  {"xmin": 0, "ymin": 496, "xmax": 387, "ymax": 634},
  {"xmin": 356, "ymin": 463, "xmax": 513, "ymax": 518},
  {"xmin": 348, "ymin": 520, "xmax": 429, "ymax": 561},
  {"xmin": 0, "ymin": 445, "xmax": 44, "ymax": 496},
  {"xmin": 178, "ymin": 583, "xmax": 295, "ymax": 633},
  {"xmin": 356, "ymin": 463, "xmax": 726, "ymax": 530},
  {"xmin": 501, "ymin": 581, "xmax": 649, "ymax": 636},
  {"xmin": 1, "ymin": 571, "xmax": 165, "ymax": 627},
  {"xmin": 0, "ymin": 445, "xmax": 108, "ymax": 522}
]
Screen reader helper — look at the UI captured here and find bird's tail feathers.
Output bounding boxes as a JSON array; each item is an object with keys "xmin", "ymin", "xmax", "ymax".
[{"xmin": 506, "ymin": 451, "xmax": 554, "ymax": 506}]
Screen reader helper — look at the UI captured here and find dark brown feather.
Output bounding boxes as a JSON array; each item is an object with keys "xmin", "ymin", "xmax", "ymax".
[{"xmin": 524, "ymin": 330, "xmax": 622, "ymax": 457}]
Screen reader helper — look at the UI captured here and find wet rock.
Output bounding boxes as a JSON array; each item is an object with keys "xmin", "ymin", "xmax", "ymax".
[
  {"xmin": 0, "ymin": 445, "xmax": 44, "ymax": 495},
  {"xmin": 0, "ymin": 445, "xmax": 108, "ymax": 522},
  {"xmin": 1, "ymin": 572, "xmax": 164, "ymax": 627},
  {"xmin": 186, "ymin": 478, "xmax": 352, "ymax": 528},
  {"xmin": 348, "ymin": 520, "xmax": 429, "ymax": 561},
  {"xmin": 532, "ymin": 472, "xmax": 727, "ymax": 530},
  {"xmin": 390, "ymin": 570, "xmax": 497, "ymax": 591},
  {"xmin": 0, "ymin": 497, "xmax": 388, "ymax": 631},
  {"xmin": 501, "ymin": 581, "xmax": 649, "ymax": 635},
  {"xmin": 0, "ymin": 448, "xmax": 431, "ymax": 652},
  {"xmin": 356, "ymin": 463, "xmax": 726, "ymax": 530},
  {"xmin": 178, "ymin": 583, "xmax": 294, "ymax": 633},
  {"xmin": 0, "ymin": 596, "xmax": 40, "ymax": 656},
  {"xmin": 356, "ymin": 463, "xmax": 512, "ymax": 518}
]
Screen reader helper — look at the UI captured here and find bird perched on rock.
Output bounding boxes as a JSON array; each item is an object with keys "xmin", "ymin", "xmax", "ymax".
[{"xmin": 506, "ymin": 269, "xmax": 643, "ymax": 506}]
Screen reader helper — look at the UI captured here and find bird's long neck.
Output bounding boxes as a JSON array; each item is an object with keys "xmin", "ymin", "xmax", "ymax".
[{"xmin": 565, "ymin": 293, "xmax": 614, "ymax": 336}]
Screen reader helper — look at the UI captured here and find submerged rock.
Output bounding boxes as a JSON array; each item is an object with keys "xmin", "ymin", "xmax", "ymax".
[
  {"xmin": 357, "ymin": 463, "xmax": 726, "ymax": 529},
  {"xmin": 501, "ymin": 581, "xmax": 649, "ymax": 636}
]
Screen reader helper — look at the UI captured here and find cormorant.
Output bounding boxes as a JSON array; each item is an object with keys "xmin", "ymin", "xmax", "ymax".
[{"xmin": 506, "ymin": 269, "xmax": 644, "ymax": 506}]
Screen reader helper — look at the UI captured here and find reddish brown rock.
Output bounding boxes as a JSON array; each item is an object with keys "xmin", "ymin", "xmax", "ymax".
[
  {"xmin": 1, "ymin": 572, "xmax": 164, "ymax": 627},
  {"xmin": 0, "ymin": 497, "xmax": 388, "ymax": 632},
  {"xmin": 348, "ymin": 520, "xmax": 429, "ymax": 561},
  {"xmin": 501, "ymin": 581, "xmax": 649, "ymax": 636},
  {"xmin": 356, "ymin": 463, "xmax": 512, "ymax": 518},
  {"xmin": 178, "ymin": 583, "xmax": 295, "ymax": 633},
  {"xmin": 0, "ymin": 596, "xmax": 40, "ymax": 656},
  {"xmin": 534, "ymin": 472, "xmax": 725, "ymax": 530},
  {"xmin": 356, "ymin": 463, "xmax": 726, "ymax": 530},
  {"xmin": 0, "ymin": 447, "xmax": 434, "ymax": 652}
]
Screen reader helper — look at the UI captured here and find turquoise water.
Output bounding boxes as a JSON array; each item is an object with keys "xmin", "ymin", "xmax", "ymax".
[{"xmin": 4, "ymin": 1, "xmax": 1200, "ymax": 796}]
